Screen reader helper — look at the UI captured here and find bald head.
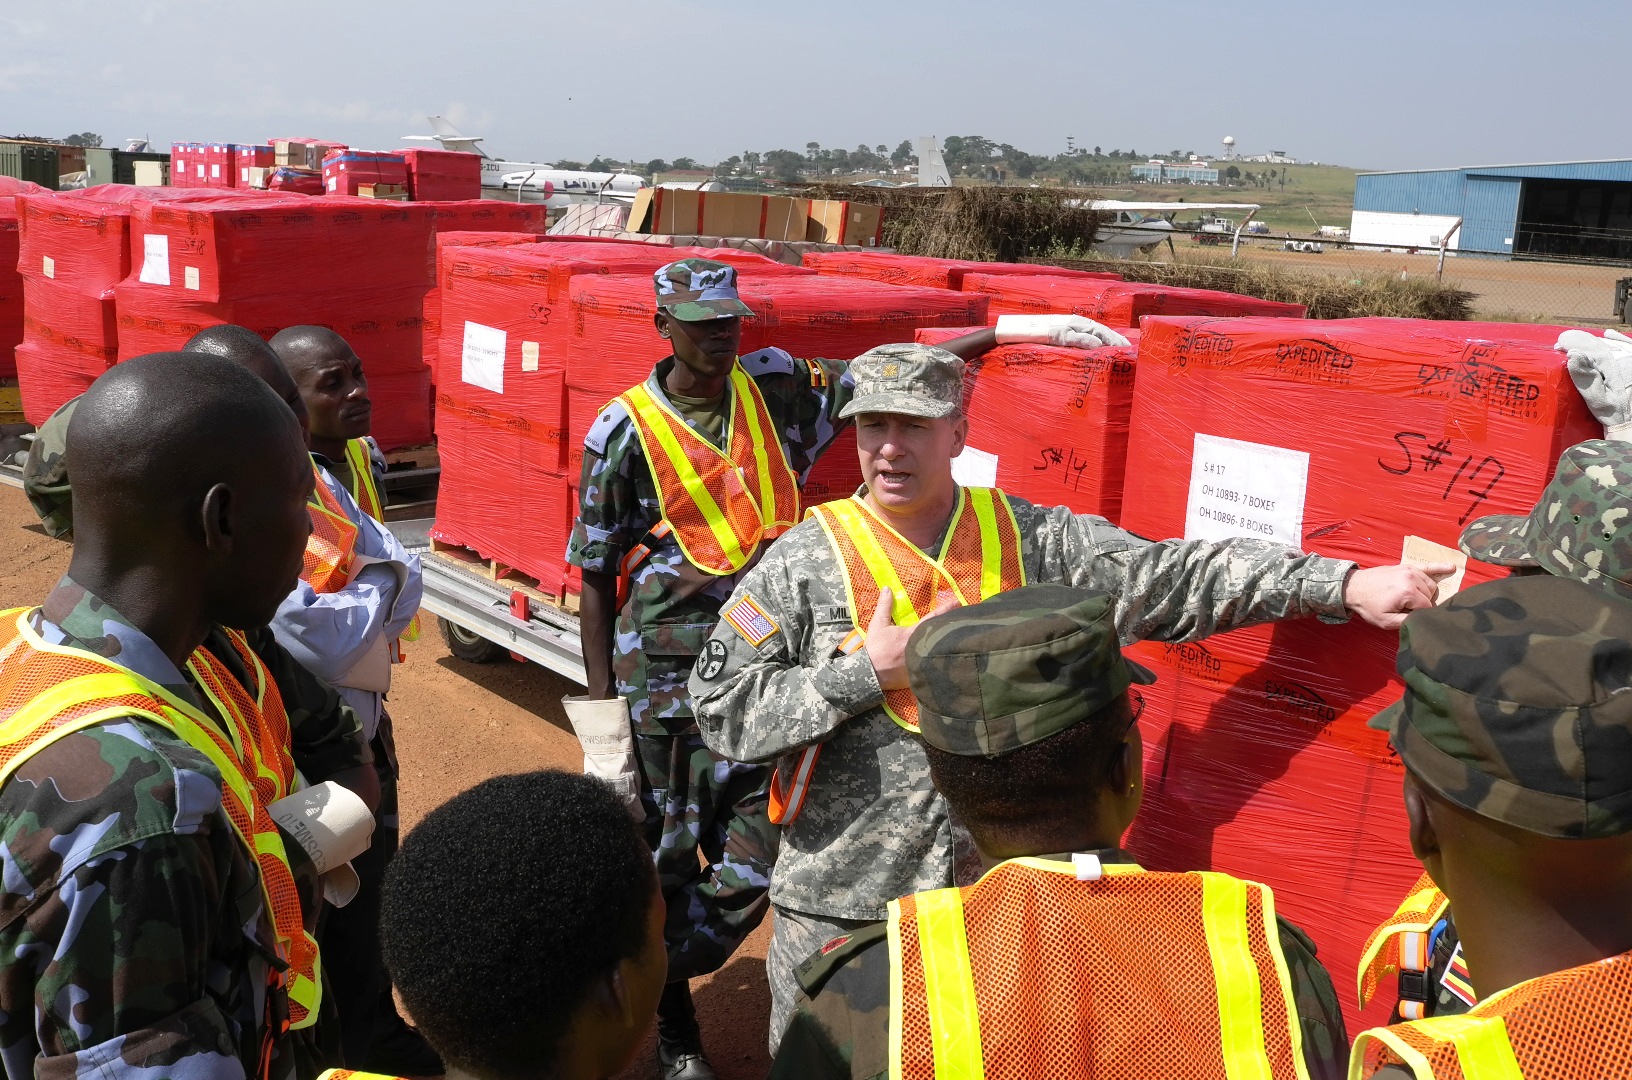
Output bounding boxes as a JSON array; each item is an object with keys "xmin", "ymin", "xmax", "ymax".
[
  {"xmin": 184, "ymin": 324, "xmax": 307, "ymax": 438},
  {"xmin": 271, "ymin": 325, "xmax": 371, "ymax": 452},
  {"xmin": 69, "ymin": 352, "xmax": 314, "ymax": 633}
]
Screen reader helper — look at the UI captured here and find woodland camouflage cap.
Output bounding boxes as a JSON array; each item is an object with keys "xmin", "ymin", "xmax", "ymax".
[
  {"xmin": 905, "ymin": 584, "xmax": 1155, "ymax": 758},
  {"xmin": 1458, "ymin": 439, "xmax": 1632, "ymax": 600},
  {"xmin": 653, "ymin": 258, "xmax": 754, "ymax": 321},
  {"xmin": 838, "ymin": 343, "xmax": 965, "ymax": 420},
  {"xmin": 1369, "ymin": 575, "xmax": 1632, "ymax": 839}
]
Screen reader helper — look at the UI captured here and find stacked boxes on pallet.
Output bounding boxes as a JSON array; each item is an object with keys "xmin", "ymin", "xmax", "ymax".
[
  {"xmin": 112, "ymin": 193, "xmax": 437, "ymax": 448},
  {"xmin": 961, "ymin": 272, "xmax": 1307, "ymax": 326},
  {"xmin": 1116, "ymin": 316, "xmax": 1598, "ymax": 1033},
  {"xmin": 803, "ymin": 251, "xmax": 1121, "ymax": 290}
]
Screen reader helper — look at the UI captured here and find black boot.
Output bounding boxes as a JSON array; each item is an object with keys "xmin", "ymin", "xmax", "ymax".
[{"xmin": 656, "ymin": 980, "xmax": 715, "ymax": 1080}]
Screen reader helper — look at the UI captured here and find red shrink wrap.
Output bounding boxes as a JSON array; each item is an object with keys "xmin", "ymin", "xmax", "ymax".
[
  {"xmin": 424, "ymin": 201, "xmax": 549, "ymax": 235},
  {"xmin": 425, "ymin": 231, "xmax": 548, "ymax": 388},
  {"xmin": 234, "ymin": 144, "xmax": 274, "ymax": 186},
  {"xmin": 803, "ymin": 250, "xmax": 1119, "ymax": 291},
  {"xmin": 0, "ymin": 197, "xmax": 22, "ymax": 378},
  {"xmin": 1114, "ymin": 316, "xmax": 1598, "ymax": 1033},
  {"xmin": 111, "ymin": 193, "xmax": 436, "ymax": 448},
  {"xmin": 914, "ymin": 326, "xmax": 1138, "ymax": 522},
  {"xmin": 961, "ymin": 272, "xmax": 1306, "ymax": 328},
  {"xmin": 267, "ymin": 168, "xmax": 323, "ymax": 196},
  {"xmin": 397, "ymin": 148, "xmax": 483, "ymax": 202},
  {"xmin": 322, "ymin": 151, "xmax": 409, "ymax": 196}
]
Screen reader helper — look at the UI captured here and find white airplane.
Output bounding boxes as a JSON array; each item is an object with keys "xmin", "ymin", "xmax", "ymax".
[
  {"xmin": 401, "ymin": 116, "xmax": 646, "ymax": 208},
  {"xmin": 1086, "ymin": 201, "xmax": 1262, "ymax": 258}
]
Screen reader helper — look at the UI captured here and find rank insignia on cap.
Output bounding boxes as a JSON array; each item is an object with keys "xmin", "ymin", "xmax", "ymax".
[
  {"xmin": 722, "ymin": 595, "xmax": 779, "ymax": 646},
  {"xmin": 881, "ymin": 363, "xmax": 900, "ymax": 377}
]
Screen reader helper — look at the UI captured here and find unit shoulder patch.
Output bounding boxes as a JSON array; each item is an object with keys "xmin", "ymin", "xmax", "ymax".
[
  {"xmin": 739, "ymin": 347, "xmax": 799, "ymax": 377},
  {"xmin": 720, "ymin": 594, "xmax": 780, "ymax": 647},
  {"xmin": 583, "ymin": 399, "xmax": 631, "ymax": 457},
  {"xmin": 696, "ymin": 639, "xmax": 729, "ymax": 681}
]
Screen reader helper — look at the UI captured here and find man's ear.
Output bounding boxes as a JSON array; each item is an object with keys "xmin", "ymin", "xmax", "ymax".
[
  {"xmin": 200, "ymin": 482, "xmax": 233, "ymax": 555},
  {"xmin": 653, "ymin": 311, "xmax": 672, "ymax": 339},
  {"xmin": 1404, "ymin": 772, "xmax": 1443, "ymax": 884}
]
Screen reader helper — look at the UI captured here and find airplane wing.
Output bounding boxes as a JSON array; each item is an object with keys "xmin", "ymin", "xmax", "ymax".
[{"xmin": 1090, "ymin": 200, "xmax": 1262, "ymax": 212}]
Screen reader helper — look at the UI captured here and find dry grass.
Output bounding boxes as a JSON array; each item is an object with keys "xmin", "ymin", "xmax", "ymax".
[
  {"xmin": 797, "ymin": 184, "xmax": 1105, "ymax": 263},
  {"xmin": 1028, "ymin": 249, "xmax": 1477, "ymax": 321}
]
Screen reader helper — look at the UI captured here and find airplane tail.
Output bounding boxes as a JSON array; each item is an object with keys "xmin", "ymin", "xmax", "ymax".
[
  {"xmin": 427, "ymin": 115, "xmax": 465, "ymax": 138},
  {"xmin": 915, "ymin": 136, "xmax": 951, "ymax": 187}
]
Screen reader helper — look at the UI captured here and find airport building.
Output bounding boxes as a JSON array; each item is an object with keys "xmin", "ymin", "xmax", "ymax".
[
  {"xmin": 1351, "ymin": 159, "xmax": 1632, "ymax": 260},
  {"xmin": 1131, "ymin": 160, "xmax": 1220, "ymax": 185}
]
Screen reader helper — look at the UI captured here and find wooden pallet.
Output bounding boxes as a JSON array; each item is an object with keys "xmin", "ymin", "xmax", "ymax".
[{"xmin": 428, "ymin": 538, "xmax": 581, "ymax": 614}]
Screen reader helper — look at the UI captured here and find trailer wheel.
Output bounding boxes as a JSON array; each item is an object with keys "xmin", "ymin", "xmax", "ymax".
[{"xmin": 440, "ymin": 617, "xmax": 508, "ymax": 664}]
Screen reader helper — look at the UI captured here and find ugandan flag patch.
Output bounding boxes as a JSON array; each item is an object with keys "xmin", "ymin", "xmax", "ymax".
[{"xmin": 722, "ymin": 595, "xmax": 779, "ymax": 647}]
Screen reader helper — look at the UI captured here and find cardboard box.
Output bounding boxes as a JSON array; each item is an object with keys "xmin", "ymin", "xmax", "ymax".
[
  {"xmin": 805, "ymin": 199, "xmax": 884, "ymax": 245},
  {"xmin": 357, "ymin": 183, "xmax": 409, "ymax": 200}
]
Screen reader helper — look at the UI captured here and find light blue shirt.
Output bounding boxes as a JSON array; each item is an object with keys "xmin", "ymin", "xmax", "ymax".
[{"xmin": 269, "ymin": 458, "xmax": 422, "ymax": 741}]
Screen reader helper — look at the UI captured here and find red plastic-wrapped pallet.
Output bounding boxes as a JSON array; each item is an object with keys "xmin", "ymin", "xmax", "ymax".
[
  {"xmin": 397, "ymin": 148, "xmax": 483, "ymax": 202},
  {"xmin": 112, "ymin": 192, "xmax": 436, "ymax": 448},
  {"xmin": 1113, "ymin": 316, "xmax": 1598, "ymax": 1034},
  {"xmin": 961, "ymin": 273, "xmax": 1307, "ymax": 328},
  {"xmin": 0, "ymin": 197, "xmax": 21, "ymax": 380},
  {"xmin": 322, "ymin": 151, "xmax": 409, "ymax": 196},
  {"xmin": 803, "ymin": 251, "xmax": 1120, "ymax": 290},
  {"xmin": 234, "ymin": 144, "xmax": 274, "ymax": 186},
  {"xmin": 424, "ymin": 231, "xmax": 549, "ymax": 389},
  {"xmin": 914, "ymin": 326, "xmax": 1138, "ymax": 522}
]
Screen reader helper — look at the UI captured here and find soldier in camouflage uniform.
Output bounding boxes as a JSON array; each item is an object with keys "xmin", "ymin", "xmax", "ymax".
[
  {"xmin": 690, "ymin": 343, "xmax": 1446, "ymax": 1052},
  {"xmin": 566, "ymin": 260, "xmax": 1069, "ymax": 1079},
  {"xmin": 0, "ymin": 354, "xmax": 361, "ymax": 1080},
  {"xmin": 1354, "ymin": 575, "xmax": 1632, "ymax": 1079},
  {"xmin": 1358, "ymin": 438, "xmax": 1632, "ymax": 1024},
  {"xmin": 771, "ymin": 584, "xmax": 1349, "ymax": 1080}
]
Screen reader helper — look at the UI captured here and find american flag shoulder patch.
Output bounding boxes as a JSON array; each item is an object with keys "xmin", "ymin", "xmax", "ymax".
[{"xmin": 722, "ymin": 595, "xmax": 780, "ymax": 646}]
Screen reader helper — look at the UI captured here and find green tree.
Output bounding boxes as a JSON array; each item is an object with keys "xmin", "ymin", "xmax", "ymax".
[
  {"xmin": 671, "ymin": 156, "xmax": 700, "ymax": 170},
  {"xmin": 891, "ymin": 139, "xmax": 915, "ymax": 166},
  {"xmin": 63, "ymin": 132, "xmax": 102, "ymax": 148},
  {"xmin": 765, "ymin": 148, "xmax": 806, "ymax": 182},
  {"xmin": 805, "ymin": 141, "xmax": 821, "ymax": 162},
  {"xmin": 1224, "ymin": 164, "xmax": 1241, "ymax": 181},
  {"xmin": 645, "ymin": 158, "xmax": 669, "ymax": 175},
  {"xmin": 587, "ymin": 156, "xmax": 619, "ymax": 172},
  {"xmin": 553, "ymin": 160, "xmax": 585, "ymax": 170}
]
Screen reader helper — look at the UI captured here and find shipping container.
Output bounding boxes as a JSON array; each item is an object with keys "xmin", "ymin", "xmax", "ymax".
[{"xmin": 0, "ymin": 142, "xmax": 60, "ymax": 190}]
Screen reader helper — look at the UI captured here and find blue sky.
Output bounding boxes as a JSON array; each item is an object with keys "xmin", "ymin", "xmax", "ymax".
[{"xmin": 2, "ymin": 0, "xmax": 1620, "ymax": 171}]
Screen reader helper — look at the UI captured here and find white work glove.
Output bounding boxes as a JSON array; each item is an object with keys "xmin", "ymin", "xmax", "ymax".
[
  {"xmin": 1558, "ymin": 327, "xmax": 1632, "ymax": 441},
  {"xmin": 994, "ymin": 313, "xmax": 1131, "ymax": 350},
  {"xmin": 561, "ymin": 696, "xmax": 644, "ymax": 821}
]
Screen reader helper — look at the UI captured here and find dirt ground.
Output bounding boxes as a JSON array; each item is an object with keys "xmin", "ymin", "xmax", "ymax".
[
  {"xmin": 1233, "ymin": 244, "xmax": 1630, "ymax": 322},
  {"xmin": 0, "ymin": 483, "xmax": 773, "ymax": 1080}
]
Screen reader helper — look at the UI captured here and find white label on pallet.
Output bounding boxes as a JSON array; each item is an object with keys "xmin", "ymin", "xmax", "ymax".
[
  {"xmin": 138, "ymin": 235, "xmax": 170, "ymax": 286},
  {"xmin": 184, "ymin": 266, "xmax": 200, "ymax": 291},
  {"xmin": 520, "ymin": 341, "xmax": 539, "ymax": 372},
  {"xmin": 950, "ymin": 445, "xmax": 999, "ymax": 488},
  {"xmin": 1184, "ymin": 433, "xmax": 1308, "ymax": 548},
  {"xmin": 461, "ymin": 321, "xmax": 506, "ymax": 394},
  {"xmin": 41, "ymin": 256, "xmax": 53, "ymax": 279}
]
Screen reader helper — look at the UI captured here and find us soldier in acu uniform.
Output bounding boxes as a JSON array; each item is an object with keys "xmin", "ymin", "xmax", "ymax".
[
  {"xmin": 1357, "ymin": 439, "xmax": 1632, "ymax": 1025},
  {"xmin": 1353, "ymin": 575, "xmax": 1632, "ymax": 1079},
  {"xmin": 565, "ymin": 259, "xmax": 1116, "ymax": 1078},
  {"xmin": 772, "ymin": 585, "xmax": 1348, "ymax": 1080},
  {"xmin": 690, "ymin": 343, "xmax": 1449, "ymax": 1052}
]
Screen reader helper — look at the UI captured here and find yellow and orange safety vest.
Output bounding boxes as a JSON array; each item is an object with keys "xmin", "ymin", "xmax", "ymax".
[
  {"xmin": 617, "ymin": 364, "xmax": 800, "ymax": 577},
  {"xmin": 1351, "ymin": 948, "xmax": 1632, "ymax": 1079},
  {"xmin": 305, "ymin": 460, "xmax": 361, "ymax": 596},
  {"xmin": 768, "ymin": 488, "xmax": 1026, "ymax": 824},
  {"xmin": 0, "ymin": 609, "xmax": 325, "ymax": 1047},
  {"xmin": 1357, "ymin": 873, "xmax": 1457, "ymax": 1020},
  {"xmin": 888, "ymin": 857, "xmax": 1311, "ymax": 1079}
]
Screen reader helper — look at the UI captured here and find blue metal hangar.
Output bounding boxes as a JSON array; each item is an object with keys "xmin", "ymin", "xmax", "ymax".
[{"xmin": 1350, "ymin": 159, "xmax": 1632, "ymax": 260}]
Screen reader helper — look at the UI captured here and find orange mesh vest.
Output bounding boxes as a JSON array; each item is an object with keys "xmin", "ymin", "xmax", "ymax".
[
  {"xmin": 318, "ymin": 1072, "xmax": 405, "ymax": 1080},
  {"xmin": 305, "ymin": 461, "xmax": 360, "ymax": 595},
  {"xmin": 767, "ymin": 488, "xmax": 1027, "ymax": 825},
  {"xmin": 617, "ymin": 363, "xmax": 800, "ymax": 576},
  {"xmin": 1356, "ymin": 873, "xmax": 1456, "ymax": 1019},
  {"xmin": 0, "ymin": 609, "xmax": 325, "ymax": 1036},
  {"xmin": 808, "ymin": 487, "xmax": 1026, "ymax": 732},
  {"xmin": 341, "ymin": 439, "xmax": 420, "ymax": 654},
  {"xmin": 888, "ymin": 858, "xmax": 1311, "ymax": 1080},
  {"xmin": 1352, "ymin": 949, "xmax": 1632, "ymax": 1080}
]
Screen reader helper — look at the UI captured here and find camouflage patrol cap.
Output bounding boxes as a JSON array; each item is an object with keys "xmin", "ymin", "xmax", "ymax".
[
  {"xmin": 838, "ymin": 343, "xmax": 964, "ymax": 421},
  {"xmin": 905, "ymin": 584, "xmax": 1155, "ymax": 758},
  {"xmin": 653, "ymin": 258, "xmax": 754, "ymax": 321},
  {"xmin": 1458, "ymin": 440, "xmax": 1632, "ymax": 600},
  {"xmin": 1369, "ymin": 575, "xmax": 1632, "ymax": 839},
  {"xmin": 22, "ymin": 395, "xmax": 77, "ymax": 539}
]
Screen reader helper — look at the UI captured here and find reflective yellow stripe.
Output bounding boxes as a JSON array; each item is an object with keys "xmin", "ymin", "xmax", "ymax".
[
  {"xmin": 1200, "ymin": 872, "xmax": 1274, "ymax": 1080},
  {"xmin": 914, "ymin": 888, "xmax": 985, "ymax": 1080},
  {"xmin": 2, "ymin": 672, "xmax": 157, "ymax": 742},
  {"xmin": 1355, "ymin": 880, "xmax": 1451, "ymax": 1005},
  {"xmin": 1350, "ymin": 1027, "xmax": 1434, "ymax": 1080},
  {"xmin": 887, "ymin": 899, "xmax": 907, "ymax": 1080},
  {"xmin": 345, "ymin": 438, "xmax": 384, "ymax": 520},
  {"xmin": 732, "ymin": 367, "xmax": 782, "ymax": 525},
  {"xmin": 1258, "ymin": 880, "xmax": 1313, "ymax": 1080},
  {"xmin": 621, "ymin": 384, "xmax": 749, "ymax": 571},
  {"xmin": 821, "ymin": 499, "xmax": 920, "ymax": 626},
  {"xmin": 967, "ymin": 489, "xmax": 1004, "ymax": 600}
]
